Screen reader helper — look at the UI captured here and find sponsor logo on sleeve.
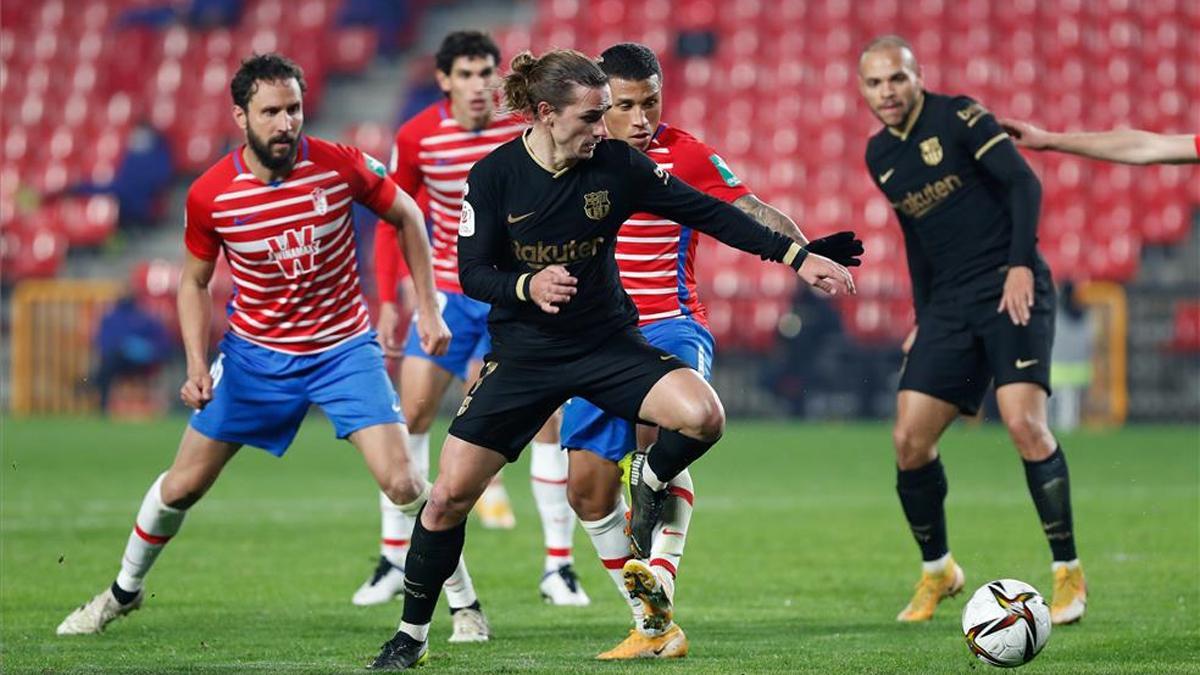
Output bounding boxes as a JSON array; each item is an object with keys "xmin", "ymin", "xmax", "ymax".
[
  {"xmin": 363, "ymin": 152, "xmax": 387, "ymax": 178},
  {"xmin": 708, "ymin": 153, "xmax": 742, "ymax": 187}
]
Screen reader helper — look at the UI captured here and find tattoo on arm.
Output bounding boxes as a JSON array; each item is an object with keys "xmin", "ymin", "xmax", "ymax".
[{"xmin": 733, "ymin": 194, "xmax": 807, "ymax": 244}]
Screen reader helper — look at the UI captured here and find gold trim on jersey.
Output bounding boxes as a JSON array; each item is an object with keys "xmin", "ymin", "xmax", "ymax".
[
  {"xmin": 886, "ymin": 93, "xmax": 925, "ymax": 142},
  {"xmin": 523, "ymin": 129, "xmax": 572, "ymax": 178},
  {"xmin": 516, "ymin": 272, "xmax": 532, "ymax": 301},
  {"xmin": 783, "ymin": 242, "xmax": 803, "ymax": 267},
  {"xmin": 974, "ymin": 132, "xmax": 1010, "ymax": 160}
]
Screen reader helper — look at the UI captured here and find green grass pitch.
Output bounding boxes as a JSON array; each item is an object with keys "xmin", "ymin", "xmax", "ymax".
[{"xmin": 2, "ymin": 418, "xmax": 1197, "ymax": 673}]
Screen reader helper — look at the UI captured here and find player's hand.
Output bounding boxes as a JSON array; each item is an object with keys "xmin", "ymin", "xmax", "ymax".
[
  {"xmin": 180, "ymin": 368, "xmax": 214, "ymax": 410},
  {"xmin": 998, "ymin": 266, "xmax": 1035, "ymax": 326},
  {"xmin": 902, "ymin": 326, "xmax": 918, "ymax": 354},
  {"xmin": 1000, "ymin": 118, "xmax": 1051, "ymax": 150},
  {"xmin": 804, "ymin": 231, "xmax": 864, "ymax": 267},
  {"xmin": 796, "ymin": 253, "xmax": 856, "ymax": 296},
  {"xmin": 416, "ymin": 308, "xmax": 452, "ymax": 357},
  {"xmin": 530, "ymin": 265, "xmax": 577, "ymax": 314},
  {"xmin": 376, "ymin": 301, "xmax": 405, "ymax": 357}
]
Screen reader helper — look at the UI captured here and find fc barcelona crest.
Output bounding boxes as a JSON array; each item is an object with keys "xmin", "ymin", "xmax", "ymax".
[
  {"xmin": 919, "ymin": 137, "xmax": 943, "ymax": 166},
  {"xmin": 311, "ymin": 187, "xmax": 328, "ymax": 215},
  {"xmin": 583, "ymin": 190, "xmax": 610, "ymax": 220}
]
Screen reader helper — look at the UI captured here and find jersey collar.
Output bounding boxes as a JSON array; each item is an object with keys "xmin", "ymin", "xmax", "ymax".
[
  {"xmin": 522, "ymin": 129, "xmax": 573, "ymax": 179},
  {"xmin": 886, "ymin": 92, "xmax": 926, "ymax": 142}
]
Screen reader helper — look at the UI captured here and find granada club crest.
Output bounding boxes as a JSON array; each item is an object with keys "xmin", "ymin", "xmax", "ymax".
[
  {"xmin": 919, "ymin": 136, "xmax": 943, "ymax": 166},
  {"xmin": 266, "ymin": 225, "xmax": 319, "ymax": 278},
  {"xmin": 311, "ymin": 187, "xmax": 328, "ymax": 215}
]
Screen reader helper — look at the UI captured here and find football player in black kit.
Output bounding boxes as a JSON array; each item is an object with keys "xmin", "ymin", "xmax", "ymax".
[
  {"xmin": 369, "ymin": 49, "xmax": 862, "ymax": 670},
  {"xmin": 858, "ymin": 36, "xmax": 1086, "ymax": 626}
]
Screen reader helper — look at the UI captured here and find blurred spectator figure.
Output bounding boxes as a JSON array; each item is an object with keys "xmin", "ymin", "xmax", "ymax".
[
  {"xmin": 73, "ymin": 122, "xmax": 174, "ymax": 230},
  {"xmin": 186, "ymin": 0, "xmax": 243, "ymax": 27},
  {"xmin": 764, "ymin": 285, "xmax": 851, "ymax": 416},
  {"xmin": 92, "ymin": 294, "xmax": 173, "ymax": 415},
  {"xmin": 1049, "ymin": 281, "xmax": 1094, "ymax": 430}
]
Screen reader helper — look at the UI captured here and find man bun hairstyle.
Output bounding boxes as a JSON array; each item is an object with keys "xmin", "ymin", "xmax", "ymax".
[
  {"xmin": 231, "ymin": 53, "xmax": 307, "ymax": 110},
  {"xmin": 502, "ymin": 49, "xmax": 608, "ymax": 117},
  {"xmin": 598, "ymin": 42, "xmax": 662, "ymax": 82},
  {"xmin": 435, "ymin": 30, "xmax": 501, "ymax": 74}
]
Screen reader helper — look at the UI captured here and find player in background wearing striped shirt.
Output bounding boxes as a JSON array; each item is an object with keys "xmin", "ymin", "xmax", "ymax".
[
  {"xmin": 564, "ymin": 44, "xmax": 863, "ymax": 660},
  {"xmin": 57, "ymin": 54, "xmax": 451, "ymax": 636},
  {"xmin": 1000, "ymin": 120, "xmax": 1200, "ymax": 165},
  {"xmin": 364, "ymin": 32, "xmax": 587, "ymax": 614}
]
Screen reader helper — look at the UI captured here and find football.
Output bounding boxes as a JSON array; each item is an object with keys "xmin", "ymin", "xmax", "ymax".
[{"xmin": 961, "ymin": 579, "xmax": 1052, "ymax": 668}]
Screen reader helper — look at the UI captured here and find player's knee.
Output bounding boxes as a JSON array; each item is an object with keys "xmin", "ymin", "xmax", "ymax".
[
  {"xmin": 425, "ymin": 481, "xmax": 474, "ymax": 525},
  {"xmin": 159, "ymin": 472, "xmax": 209, "ymax": 510},
  {"xmin": 1004, "ymin": 414, "xmax": 1053, "ymax": 458},
  {"xmin": 681, "ymin": 396, "xmax": 725, "ymax": 442},
  {"xmin": 892, "ymin": 425, "xmax": 935, "ymax": 470},
  {"xmin": 567, "ymin": 478, "xmax": 618, "ymax": 521},
  {"xmin": 381, "ymin": 475, "xmax": 422, "ymax": 508},
  {"xmin": 404, "ymin": 406, "xmax": 437, "ymax": 434}
]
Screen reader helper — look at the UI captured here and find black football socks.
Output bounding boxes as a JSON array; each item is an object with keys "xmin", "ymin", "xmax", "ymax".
[
  {"xmin": 1023, "ymin": 446, "xmax": 1077, "ymax": 562},
  {"xmin": 401, "ymin": 513, "xmax": 466, "ymax": 631},
  {"xmin": 896, "ymin": 456, "xmax": 950, "ymax": 562},
  {"xmin": 646, "ymin": 429, "xmax": 715, "ymax": 484}
]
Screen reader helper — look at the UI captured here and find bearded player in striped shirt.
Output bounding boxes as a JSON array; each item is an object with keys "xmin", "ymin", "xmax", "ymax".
[
  {"xmin": 364, "ymin": 32, "xmax": 587, "ymax": 615},
  {"xmin": 57, "ymin": 54, "xmax": 452, "ymax": 636},
  {"xmin": 566, "ymin": 43, "xmax": 862, "ymax": 660}
]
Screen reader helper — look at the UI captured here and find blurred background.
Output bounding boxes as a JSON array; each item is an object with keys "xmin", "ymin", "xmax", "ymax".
[{"xmin": 2, "ymin": 0, "xmax": 1197, "ymax": 427}]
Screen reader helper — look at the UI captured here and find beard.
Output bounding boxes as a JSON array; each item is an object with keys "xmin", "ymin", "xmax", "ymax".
[{"xmin": 246, "ymin": 126, "xmax": 298, "ymax": 172}]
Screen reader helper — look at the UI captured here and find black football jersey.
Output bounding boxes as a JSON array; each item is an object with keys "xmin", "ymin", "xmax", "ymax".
[
  {"xmin": 458, "ymin": 132, "xmax": 802, "ymax": 360},
  {"xmin": 865, "ymin": 91, "xmax": 1045, "ymax": 312}
]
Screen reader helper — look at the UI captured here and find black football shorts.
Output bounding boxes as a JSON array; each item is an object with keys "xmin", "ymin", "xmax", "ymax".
[
  {"xmin": 900, "ymin": 277, "xmax": 1055, "ymax": 415},
  {"xmin": 448, "ymin": 327, "xmax": 689, "ymax": 461}
]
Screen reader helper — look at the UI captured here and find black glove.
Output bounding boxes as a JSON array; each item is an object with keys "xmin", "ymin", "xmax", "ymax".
[{"xmin": 804, "ymin": 231, "xmax": 863, "ymax": 267}]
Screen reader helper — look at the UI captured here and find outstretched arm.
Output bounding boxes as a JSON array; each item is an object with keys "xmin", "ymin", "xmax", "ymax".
[
  {"xmin": 1002, "ymin": 120, "xmax": 1199, "ymax": 165},
  {"xmin": 379, "ymin": 188, "xmax": 450, "ymax": 356},
  {"xmin": 732, "ymin": 194, "xmax": 807, "ymax": 244}
]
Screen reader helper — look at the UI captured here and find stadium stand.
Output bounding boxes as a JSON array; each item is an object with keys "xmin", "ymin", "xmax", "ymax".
[
  {"xmin": 3, "ymin": 0, "xmax": 1196, "ymax": 357},
  {"xmin": 489, "ymin": 0, "xmax": 1198, "ymax": 350}
]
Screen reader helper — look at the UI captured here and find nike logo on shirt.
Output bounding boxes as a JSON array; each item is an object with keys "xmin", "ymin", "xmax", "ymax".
[
  {"xmin": 507, "ymin": 211, "xmax": 535, "ymax": 223},
  {"xmin": 879, "ymin": 168, "xmax": 895, "ymax": 184}
]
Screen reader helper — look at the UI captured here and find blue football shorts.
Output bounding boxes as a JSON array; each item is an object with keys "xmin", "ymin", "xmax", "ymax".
[
  {"xmin": 403, "ymin": 290, "xmax": 491, "ymax": 380},
  {"xmin": 560, "ymin": 318, "xmax": 715, "ymax": 462},
  {"xmin": 189, "ymin": 331, "xmax": 402, "ymax": 456}
]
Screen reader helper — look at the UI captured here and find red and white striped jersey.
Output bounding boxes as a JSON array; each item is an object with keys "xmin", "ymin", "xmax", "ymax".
[
  {"xmin": 619, "ymin": 124, "xmax": 751, "ymax": 327},
  {"xmin": 374, "ymin": 101, "xmax": 526, "ymax": 301},
  {"xmin": 185, "ymin": 135, "xmax": 399, "ymax": 354}
]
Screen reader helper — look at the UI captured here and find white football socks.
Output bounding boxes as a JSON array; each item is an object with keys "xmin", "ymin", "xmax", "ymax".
[
  {"xmin": 580, "ymin": 497, "xmax": 642, "ymax": 625},
  {"xmin": 116, "ymin": 472, "xmax": 186, "ymax": 593},
  {"xmin": 923, "ymin": 552, "xmax": 952, "ymax": 574},
  {"xmin": 442, "ymin": 556, "xmax": 478, "ymax": 609},
  {"xmin": 649, "ymin": 468, "xmax": 694, "ymax": 581},
  {"xmin": 378, "ymin": 432, "xmax": 431, "ymax": 566},
  {"xmin": 530, "ymin": 441, "xmax": 574, "ymax": 571}
]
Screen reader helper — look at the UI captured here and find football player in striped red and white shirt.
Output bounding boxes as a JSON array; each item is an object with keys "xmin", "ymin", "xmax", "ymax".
[
  {"xmin": 57, "ymin": 54, "xmax": 452, "ymax": 637},
  {"xmin": 363, "ymin": 32, "xmax": 587, "ymax": 612},
  {"xmin": 564, "ymin": 44, "xmax": 861, "ymax": 660}
]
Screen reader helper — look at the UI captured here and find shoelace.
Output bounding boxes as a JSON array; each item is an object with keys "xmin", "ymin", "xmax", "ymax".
[
  {"xmin": 368, "ymin": 556, "xmax": 399, "ymax": 585},
  {"xmin": 559, "ymin": 565, "xmax": 580, "ymax": 592},
  {"xmin": 379, "ymin": 631, "xmax": 417, "ymax": 655}
]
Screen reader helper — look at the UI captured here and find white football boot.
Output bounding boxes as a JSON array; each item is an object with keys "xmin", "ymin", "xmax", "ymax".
[
  {"xmin": 352, "ymin": 556, "xmax": 406, "ymax": 606},
  {"xmin": 57, "ymin": 587, "xmax": 143, "ymax": 635},
  {"xmin": 539, "ymin": 564, "xmax": 591, "ymax": 606}
]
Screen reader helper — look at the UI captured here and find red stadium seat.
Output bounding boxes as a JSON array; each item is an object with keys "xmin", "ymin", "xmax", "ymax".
[{"xmin": 1168, "ymin": 301, "xmax": 1200, "ymax": 353}]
